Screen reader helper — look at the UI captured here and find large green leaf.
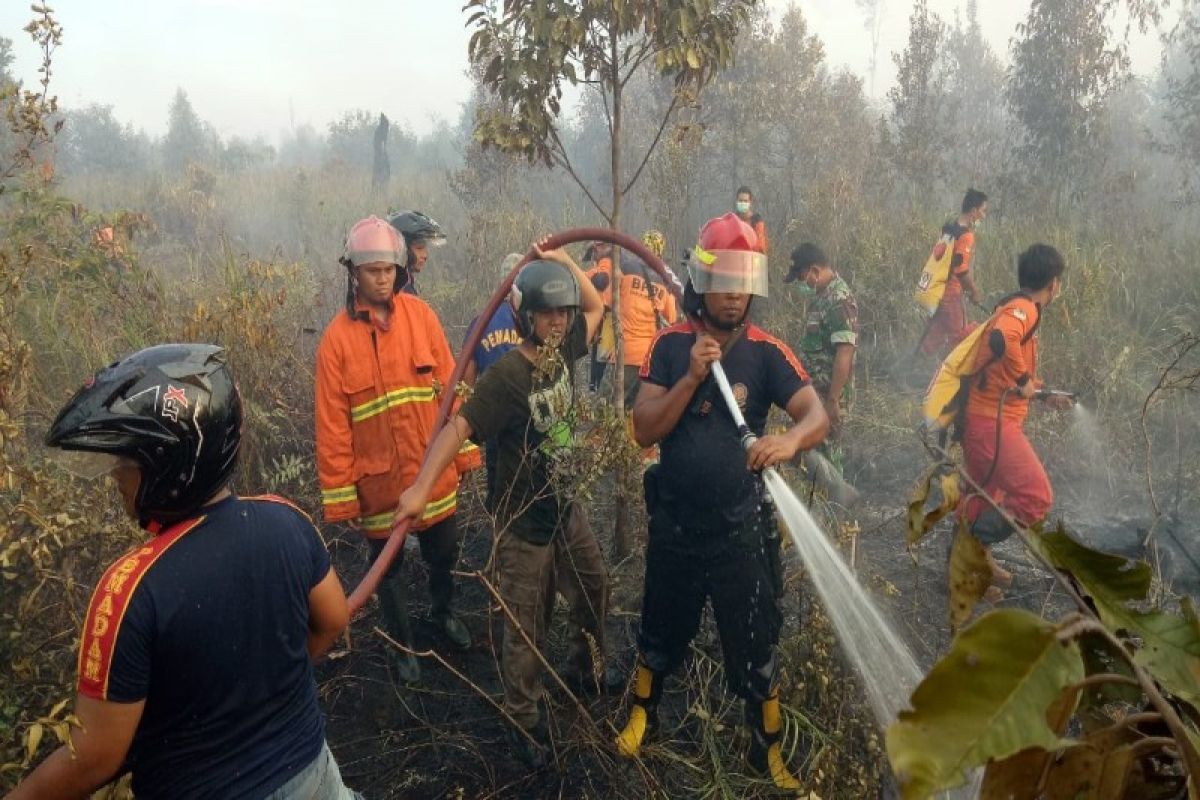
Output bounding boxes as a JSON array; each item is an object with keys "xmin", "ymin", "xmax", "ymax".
[
  {"xmin": 1026, "ymin": 526, "xmax": 1152, "ymax": 611},
  {"xmin": 1130, "ymin": 598, "xmax": 1200, "ymax": 710},
  {"xmin": 1077, "ymin": 631, "xmax": 1143, "ymax": 708},
  {"xmin": 1029, "ymin": 528, "xmax": 1200, "ymax": 710},
  {"xmin": 887, "ymin": 609, "xmax": 1084, "ymax": 799}
]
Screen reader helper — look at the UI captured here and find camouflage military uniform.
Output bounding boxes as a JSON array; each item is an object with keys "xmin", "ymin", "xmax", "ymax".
[{"xmin": 799, "ymin": 275, "xmax": 858, "ymax": 472}]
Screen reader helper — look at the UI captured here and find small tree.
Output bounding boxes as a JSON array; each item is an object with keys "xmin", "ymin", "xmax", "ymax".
[
  {"xmin": 1164, "ymin": 0, "xmax": 1200, "ymax": 200},
  {"xmin": 855, "ymin": 0, "xmax": 886, "ymax": 97},
  {"xmin": 941, "ymin": 0, "xmax": 1009, "ymax": 188},
  {"xmin": 465, "ymin": 0, "xmax": 758, "ymax": 555},
  {"xmin": 1005, "ymin": 0, "xmax": 1166, "ymax": 208},
  {"xmin": 162, "ymin": 88, "xmax": 217, "ymax": 174},
  {"xmin": 59, "ymin": 104, "xmax": 153, "ymax": 176},
  {"xmin": 0, "ymin": 7, "xmax": 61, "ymax": 185},
  {"xmin": 887, "ymin": 0, "xmax": 951, "ymax": 203}
]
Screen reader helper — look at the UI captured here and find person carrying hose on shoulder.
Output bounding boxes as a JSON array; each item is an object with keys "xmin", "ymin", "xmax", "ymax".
[
  {"xmin": 395, "ymin": 239, "xmax": 616, "ymax": 771},
  {"xmin": 315, "ymin": 216, "xmax": 473, "ymax": 687},
  {"xmin": 960, "ymin": 244, "xmax": 1073, "ymax": 596},
  {"xmin": 614, "ymin": 213, "xmax": 827, "ymax": 791}
]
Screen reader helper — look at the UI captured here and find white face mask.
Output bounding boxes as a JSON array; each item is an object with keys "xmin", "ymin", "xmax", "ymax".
[{"xmin": 735, "ymin": 200, "xmax": 750, "ymax": 214}]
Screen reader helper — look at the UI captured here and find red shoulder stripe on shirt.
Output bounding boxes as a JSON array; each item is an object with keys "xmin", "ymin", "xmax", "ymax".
[
  {"xmin": 746, "ymin": 324, "xmax": 811, "ymax": 383},
  {"xmin": 242, "ymin": 493, "xmax": 315, "ymax": 524},
  {"xmin": 639, "ymin": 320, "xmax": 696, "ymax": 379},
  {"xmin": 77, "ymin": 516, "xmax": 204, "ymax": 700}
]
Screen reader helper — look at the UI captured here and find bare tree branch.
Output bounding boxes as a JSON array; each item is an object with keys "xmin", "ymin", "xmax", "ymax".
[
  {"xmin": 622, "ymin": 92, "xmax": 681, "ymax": 197},
  {"xmin": 549, "ymin": 129, "xmax": 612, "ymax": 222}
]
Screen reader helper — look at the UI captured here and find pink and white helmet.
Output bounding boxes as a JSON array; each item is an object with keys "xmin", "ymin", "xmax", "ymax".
[{"xmin": 342, "ymin": 216, "xmax": 407, "ymax": 268}]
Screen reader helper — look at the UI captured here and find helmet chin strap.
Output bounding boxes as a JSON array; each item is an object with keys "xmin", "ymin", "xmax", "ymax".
[{"xmin": 393, "ymin": 266, "xmax": 411, "ymax": 294}]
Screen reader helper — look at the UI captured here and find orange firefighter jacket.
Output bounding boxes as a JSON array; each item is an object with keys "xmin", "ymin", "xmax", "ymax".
[
  {"xmin": 966, "ymin": 295, "xmax": 1041, "ymax": 425},
  {"xmin": 315, "ymin": 296, "xmax": 468, "ymax": 536}
]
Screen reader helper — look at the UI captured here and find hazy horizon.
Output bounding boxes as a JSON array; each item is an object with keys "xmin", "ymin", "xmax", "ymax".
[{"xmin": 0, "ymin": 0, "xmax": 1171, "ymax": 145}]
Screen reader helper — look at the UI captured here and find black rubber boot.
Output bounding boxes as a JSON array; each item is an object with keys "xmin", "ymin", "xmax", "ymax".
[
  {"xmin": 377, "ymin": 576, "xmax": 420, "ymax": 684},
  {"xmin": 429, "ymin": 556, "xmax": 471, "ymax": 650},
  {"xmin": 507, "ymin": 716, "xmax": 549, "ymax": 770},
  {"xmin": 971, "ymin": 506, "xmax": 1015, "ymax": 545}
]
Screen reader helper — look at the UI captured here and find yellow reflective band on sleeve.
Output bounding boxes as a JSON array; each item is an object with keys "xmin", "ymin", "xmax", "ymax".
[
  {"xmin": 422, "ymin": 489, "xmax": 457, "ymax": 520},
  {"xmin": 321, "ymin": 485, "xmax": 358, "ymax": 505},
  {"xmin": 358, "ymin": 490, "xmax": 458, "ymax": 532},
  {"xmin": 350, "ymin": 386, "xmax": 437, "ymax": 423},
  {"xmin": 359, "ymin": 511, "xmax": 394, "ymax": 532},
  {"xmin": 458, "ymin": 441, "xmax": 479, "ymax": 454}
]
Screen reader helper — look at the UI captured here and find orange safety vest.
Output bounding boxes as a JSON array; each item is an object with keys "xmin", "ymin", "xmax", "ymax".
[
  {"xmin": 315, "ymin": 296, "xmax": 471, "ymax": 536},
  {"xmin": 608, "ymin": 268, "xmax": 678, "ymax": 368}
]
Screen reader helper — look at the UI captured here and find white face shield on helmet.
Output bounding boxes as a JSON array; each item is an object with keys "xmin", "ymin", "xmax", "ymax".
[{"xmin": 686, "ymin": 246, "xmax": 769, "ymax": 298}]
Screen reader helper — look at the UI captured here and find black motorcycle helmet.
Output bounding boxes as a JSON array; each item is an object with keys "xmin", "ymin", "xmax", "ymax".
[
  {"xmin": 387, "ymin": 210, "xmax": 446, "ymax": 292},
  {"xmin": 509, "ymin": 259, "xmax": 580, "ymax": 345},
  {"xmin": 45, "ymin": 344, "xmax": 242, "ymax": 528}
]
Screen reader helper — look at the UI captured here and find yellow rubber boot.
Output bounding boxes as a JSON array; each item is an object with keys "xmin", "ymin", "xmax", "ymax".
[
  {"xmin": 615, "ymin": 662, "xmax": 659, "ymax": 758},
  {"xmin": 749, "ymin": 694, "xmax": 802, "ymax": 792}
]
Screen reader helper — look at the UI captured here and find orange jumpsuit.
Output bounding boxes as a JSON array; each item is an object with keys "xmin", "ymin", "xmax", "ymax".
[{"xmin": 960, "ymin": 295, "xmax": 1052, "ymax": 527}]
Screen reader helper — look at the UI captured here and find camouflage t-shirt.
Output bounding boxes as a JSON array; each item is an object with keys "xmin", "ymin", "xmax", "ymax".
[{"xmin": 800, "ymin": 275, "xmax": 858, "ymax": 400}]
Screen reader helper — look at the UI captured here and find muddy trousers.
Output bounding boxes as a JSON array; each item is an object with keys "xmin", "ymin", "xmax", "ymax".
[
  {"xmin": 368, "ymin": 514, "xmax": 462, "ymax": 641},
  {"xmin": 495, "ymin": 503, "xmax": 609, "ymax": 728},
  {"xmin": 635, "ymin": 503, "xmax": 784, "ymax": 703}
]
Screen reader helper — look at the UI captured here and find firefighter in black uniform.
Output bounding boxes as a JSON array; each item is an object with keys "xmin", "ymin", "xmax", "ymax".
[{"xmin": 614, "ymin": 214, "xmax": 828, "ymax": 791}]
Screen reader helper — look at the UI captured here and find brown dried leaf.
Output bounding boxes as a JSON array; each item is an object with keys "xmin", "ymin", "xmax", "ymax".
[{"xmin": 949, "ymin": 519, "xmax": 991, "ymax": 631}]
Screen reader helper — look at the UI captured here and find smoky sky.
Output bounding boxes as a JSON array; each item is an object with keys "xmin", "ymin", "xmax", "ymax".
[{"xmin": 0, "ymin": 0, "xmax": 1169, "ymax": 144}]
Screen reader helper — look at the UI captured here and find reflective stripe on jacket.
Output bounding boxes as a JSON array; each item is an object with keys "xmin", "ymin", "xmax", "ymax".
[{"xmin": 315, "ymin": 296, "xmax": 460, "ymax": 536}]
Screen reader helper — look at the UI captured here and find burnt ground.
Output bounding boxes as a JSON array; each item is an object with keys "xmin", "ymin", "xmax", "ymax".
[{"xmin": 314, "ymin": 381, "xmax": 1197, "ymax": 799}]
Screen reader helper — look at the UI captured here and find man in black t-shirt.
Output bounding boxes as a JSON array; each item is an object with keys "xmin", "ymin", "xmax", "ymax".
[
  {"xmin": 396, "ymin": 241, "xmax": 608, "ymax": 770},
  {"xmin": 614, "ymin": 214, "xmax": 828, "ymax": 792},
  {"xmin": 11, "ymin": 345, "xmax": 357, "ymax": 800}
]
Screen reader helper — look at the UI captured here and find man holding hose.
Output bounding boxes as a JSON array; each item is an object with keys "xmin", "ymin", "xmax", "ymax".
[{"xmin": 614, "ymin": 213, "xmax": 828, "ymax": 791}]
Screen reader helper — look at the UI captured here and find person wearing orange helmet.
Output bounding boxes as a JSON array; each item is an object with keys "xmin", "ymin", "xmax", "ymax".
[
  {"xmin": 315, "ymin": 216, "xmax": 472, "ymax": 687},
  {"xmin": 614, "ymin": 213, "xmax": 828, "ymax": 791}
]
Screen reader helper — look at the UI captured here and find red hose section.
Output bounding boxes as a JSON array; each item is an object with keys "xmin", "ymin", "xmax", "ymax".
[{"xmin": 346, "ymin": 227, "xmax": 677, "ymax": 615}]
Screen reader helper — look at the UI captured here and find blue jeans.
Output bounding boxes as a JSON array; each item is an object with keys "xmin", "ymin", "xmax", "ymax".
[{"xmin": 266, "ymin": 741, "xmax": 362, "ymax": 800}]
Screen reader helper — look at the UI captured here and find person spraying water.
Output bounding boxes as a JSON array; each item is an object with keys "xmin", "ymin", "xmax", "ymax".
[{"xmin": 613, "ymin": 213, "xmax": 828, "ymax": 791}]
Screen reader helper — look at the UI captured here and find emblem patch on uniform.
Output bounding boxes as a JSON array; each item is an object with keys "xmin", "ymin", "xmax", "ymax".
[
  {"xmin": 732, "ymin": 383, "xmax": 748, "ymax": 410},
  {"xmin": 162, "ymin": 385, "xmax": 189, "ymax": 422},
  {"xmin": 1010, "ymin": 307, "xmax": 1027, "ymax": 322}
]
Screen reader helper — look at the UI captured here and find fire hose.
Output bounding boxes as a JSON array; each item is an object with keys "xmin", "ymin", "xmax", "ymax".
[{"xmin": 347, "ymin": 227, "xmax": 680, "ymax": 615}]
